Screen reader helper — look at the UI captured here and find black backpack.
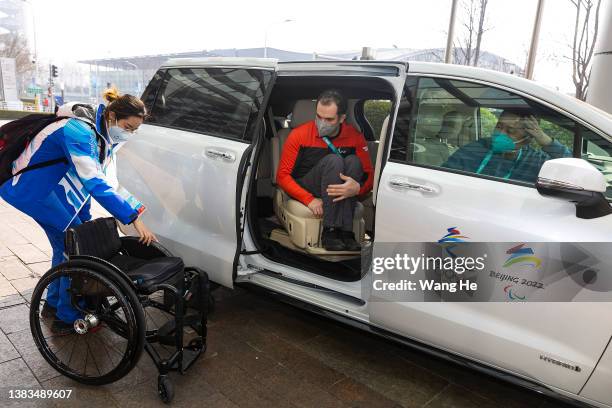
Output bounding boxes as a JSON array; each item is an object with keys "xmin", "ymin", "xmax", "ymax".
[
  {"xmin": 0, "ymin": 114, "xmax": 69, "ymax": 185},
  {"xmin": 0, "ymin": 107, "xmax": 104, "ymax": 186}
]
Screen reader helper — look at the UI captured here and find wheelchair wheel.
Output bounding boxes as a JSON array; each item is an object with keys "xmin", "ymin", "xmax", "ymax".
[
  {"xmin": 158, "ymin": 374, "xmax": 174, "ymax": 403},
  {"xmin": 30, "ymin": 259, "xmax": 146, "ymax": 385}
]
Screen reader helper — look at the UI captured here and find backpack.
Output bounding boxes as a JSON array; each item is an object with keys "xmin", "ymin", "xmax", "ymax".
[
  {"xmin": 0, "ymin": 104, "xmax": 104, "ymax": 186},
  {"xmin": 0, "ymin": 114, "xmax": 69, "ymax": 185}
]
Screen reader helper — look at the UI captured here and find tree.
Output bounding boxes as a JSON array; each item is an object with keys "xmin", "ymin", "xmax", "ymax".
[
  {"xmin": 454, "ymin": 0, "xmax": 490, "ymax": 67},
  {"xmin": 570, "ymin": 0, "xmax": 602, "ymax": 101},
  {"xmin": 0, "ymin": 33, "xmax": 34, "ymax": 77}
]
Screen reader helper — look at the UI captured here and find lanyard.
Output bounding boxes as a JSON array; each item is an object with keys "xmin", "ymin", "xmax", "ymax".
[
  {"xmin": 322, "ymin": 136, "xmax": 343, "ymax": 158},
  {"xmin": 476, "ymin": 149, "xmax": 523, "ymax": 180}
]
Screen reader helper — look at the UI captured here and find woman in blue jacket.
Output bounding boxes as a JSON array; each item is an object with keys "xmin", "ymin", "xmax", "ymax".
[{"xmin": 0, "ymin": 89, "xmax": 156, "ymax": 334}]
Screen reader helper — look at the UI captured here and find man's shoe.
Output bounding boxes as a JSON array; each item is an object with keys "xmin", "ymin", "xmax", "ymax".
[
  {"xmin": 341, "ymin": 230, "xmax": 361, "ymax": 251},
  {"xmin": 321, "ymin": 227, "xmax": 345, "ymax": 251},
  {"xmin": 51, "ymin": 320, "xmax": 75, "ymax": 336},
  {"xmin": 41, "ymin": 303, "xmax": 57, "ymax": 319}
]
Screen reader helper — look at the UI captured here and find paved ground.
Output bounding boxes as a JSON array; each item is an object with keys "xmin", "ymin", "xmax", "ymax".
[{"xmin": 0, "ymin": 198, "xmax": 578, "ymax": 408}]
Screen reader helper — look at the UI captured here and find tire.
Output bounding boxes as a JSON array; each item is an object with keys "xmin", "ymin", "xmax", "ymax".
[
  {"xmin": 30, "ymin": 260, "xmax": 146, "ymax": 385},
  {"xmin": 158, "ymin": 375, "xmax": 174, "ymax": 403}
]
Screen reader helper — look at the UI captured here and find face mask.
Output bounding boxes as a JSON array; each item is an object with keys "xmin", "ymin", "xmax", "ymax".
[
  {"xmin": 491, "ymin": 130, "xmax": 516, "ymax": 153},
  {"xmin": 107, "ymin": 119, "xmax": 134, "ymax": 144},
  {"xmin": 315, "ymin": 117, "xmax": 340, "ymax": 138}
]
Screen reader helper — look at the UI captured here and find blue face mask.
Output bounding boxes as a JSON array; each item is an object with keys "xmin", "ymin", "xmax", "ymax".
[
  {"xmin": 108, "ymin": 126, "xmax": 130, "ymax": 143},
  {"xmin": 491, "ymin": 130, "xmax": 515, "ymax": 153},
  {"xmin": 477, "ymin": 130, "xmax": 525, "ymax": 178}
]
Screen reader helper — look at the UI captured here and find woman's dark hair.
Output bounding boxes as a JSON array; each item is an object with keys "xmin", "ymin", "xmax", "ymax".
[
  {"xmin": 316, "ymin": 89, "xmax": 347, "ymax": 116},
  {"xmin": 102, "ymin": 87, "xmax": 146, "ymax": 122}
]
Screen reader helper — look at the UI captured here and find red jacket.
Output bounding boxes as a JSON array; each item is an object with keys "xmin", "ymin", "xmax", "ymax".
[{"xmin": 276, "ymin": 121, "xmax": 374, "ymax": 205}]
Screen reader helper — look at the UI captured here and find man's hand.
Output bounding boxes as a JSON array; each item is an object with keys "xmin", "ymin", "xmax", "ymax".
[
  {"xmin": 327, "ymin": 173, "xmax": 361, "ymax": 203},
  {"xmin": 523, "ymin": 115, "xmax": 552, "ymax": 146},
  {"xmin": 308, "ymin": 198, "xmax": 323, "ymax": 218}
]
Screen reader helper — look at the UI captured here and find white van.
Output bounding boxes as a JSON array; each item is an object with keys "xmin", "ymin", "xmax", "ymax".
[{"xmin": 117, "ymin": 58, "xmax": 612, "ymax": 407}]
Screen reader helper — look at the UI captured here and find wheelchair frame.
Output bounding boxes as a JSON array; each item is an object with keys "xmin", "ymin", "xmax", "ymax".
[{"xmin": 30, "ymin": 234, "xmax": 209, "ymax": 404}]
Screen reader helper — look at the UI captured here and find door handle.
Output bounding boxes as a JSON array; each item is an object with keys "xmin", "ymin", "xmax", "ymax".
[
  {"xmin": 388, "ymin": 179, "xmax": 438, "ymax": 194},
  {"xmin": 205, "ymin": 149, "xmax": 236, "ymax": 162}
]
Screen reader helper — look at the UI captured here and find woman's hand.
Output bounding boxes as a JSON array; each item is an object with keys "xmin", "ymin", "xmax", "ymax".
[{"xmin": 133, "ymin": 218, "xmax": 158, "ymax": 246}]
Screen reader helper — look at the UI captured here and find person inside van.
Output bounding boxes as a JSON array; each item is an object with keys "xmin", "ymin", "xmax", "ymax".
[
  {"xmin": 442, "ymin": 110, "xmax": 571, "ymax": 182},
  {"xmin": 276, "ymin": 89, "xmax": 373, "ymax": 251},
  {"xmin": 0, "ymin": 88, "xmax": 156, "ymax": 335}
]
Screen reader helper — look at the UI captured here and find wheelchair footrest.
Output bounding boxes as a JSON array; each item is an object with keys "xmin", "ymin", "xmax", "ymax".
[{"xmin": 180, "ymin": 347, "xmax": 202, "ymax": 373}]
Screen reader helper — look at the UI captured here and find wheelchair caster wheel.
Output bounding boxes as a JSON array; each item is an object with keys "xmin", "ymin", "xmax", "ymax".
[{"xmin": 158, "ymin": 375, "xmax": 174, "ymax": 404}]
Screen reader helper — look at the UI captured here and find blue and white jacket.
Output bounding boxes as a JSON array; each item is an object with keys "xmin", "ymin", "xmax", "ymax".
[{"xmin": 0, "ymin": 104, "xmax": 144, "ymax": 231}]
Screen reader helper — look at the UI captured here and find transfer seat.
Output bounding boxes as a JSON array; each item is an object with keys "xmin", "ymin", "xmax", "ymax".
[{"xmin": 271, "ymin": 99, "xmax": 364, "ymax": 254}]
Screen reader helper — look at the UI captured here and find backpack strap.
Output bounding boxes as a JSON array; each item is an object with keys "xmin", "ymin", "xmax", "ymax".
[{"xmin": 12, "ymin": 157, "xmax": 69, "ymax": 178}]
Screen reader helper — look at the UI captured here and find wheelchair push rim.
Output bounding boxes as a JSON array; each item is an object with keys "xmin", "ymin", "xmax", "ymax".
[{"xmin": 30, "ymin": 262, "xmax": 146, "ymax": 386}]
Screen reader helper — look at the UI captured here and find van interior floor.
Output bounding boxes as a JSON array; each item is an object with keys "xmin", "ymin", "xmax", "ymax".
[{"xmin": 255, "ymin": 217, "xmax": 363, "ymax": 282}]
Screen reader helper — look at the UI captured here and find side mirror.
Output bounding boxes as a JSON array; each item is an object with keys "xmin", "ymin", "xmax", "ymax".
[{"xmin": 536, "ymin": 158, "xmax": 612, "ymax": 219}]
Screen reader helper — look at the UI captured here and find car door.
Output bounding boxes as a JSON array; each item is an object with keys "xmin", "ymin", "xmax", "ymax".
[
  {"xmin": 370, "ymin": 75, "xmax": 612, "ymax": 394},
  {"xmin": 117, "ymin": 60, "xmax": 276, "ymax": 288}
]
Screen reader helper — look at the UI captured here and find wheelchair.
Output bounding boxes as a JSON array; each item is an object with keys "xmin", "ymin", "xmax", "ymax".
[{"xmin": 29, "ymin": 217, "xmax": 209, "ymax": 403}]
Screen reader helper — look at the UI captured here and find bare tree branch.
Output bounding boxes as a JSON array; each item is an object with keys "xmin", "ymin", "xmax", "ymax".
[
  {"xmin": 455, "ymin": 0, "xmax": 489, "ymax": 67},
  {"xmin": 0, "ymin": 33, "xmax": 33, "ymax": 76},
  {"xmin": 571, "ymin": 0, "xmax": 581, "ymax": 87},
  {"xmin": 584, "ymin": 0, "xmax": 601, "ymax": 69},
  {"xmin": 568, "ymin": 0, "xmax": 601, "ymax": 100},
  {"xmin": 473, "ymin": 0, "xmax": 488, "ymax": 66}
]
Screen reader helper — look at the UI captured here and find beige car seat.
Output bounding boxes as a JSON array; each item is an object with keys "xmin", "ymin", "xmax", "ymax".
[{"xmin": 271, "ymin": 99, "xmax": 364, "ymax": 252}]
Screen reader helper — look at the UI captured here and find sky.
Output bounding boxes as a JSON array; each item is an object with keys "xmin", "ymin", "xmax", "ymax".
[{"xmin": 20, "ymin": 0, "xmax": 609, "ymax": 94}]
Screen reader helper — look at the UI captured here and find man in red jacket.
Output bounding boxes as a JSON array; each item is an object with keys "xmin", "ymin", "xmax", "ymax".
[{"xmin": 277, "ymin": 89, "xmax": 373, "ymax": 251}]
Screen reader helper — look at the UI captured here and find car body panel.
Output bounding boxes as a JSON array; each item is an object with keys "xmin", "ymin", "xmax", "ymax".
[{"xmin": 117, "ymin": 125, "xmax": 251, "ymax": 288}]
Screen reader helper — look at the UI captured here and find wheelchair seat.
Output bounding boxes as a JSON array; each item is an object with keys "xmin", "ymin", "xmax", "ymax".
[
  {"xmin": 65, "ymin": 217, "xmax": 184, "ymax": 295},
  {"xmin": 110, "ymin": 254, "xmax": 183, "ymax": 295}
]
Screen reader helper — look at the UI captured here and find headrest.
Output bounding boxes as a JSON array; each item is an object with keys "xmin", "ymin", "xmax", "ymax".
[
  {"xmin": 345, "ymin": 100, "xmax": 361, "ymax": 132},
  {"xmin": 290, "ymin": 100, "xmax": 317, "ymax": 128}
]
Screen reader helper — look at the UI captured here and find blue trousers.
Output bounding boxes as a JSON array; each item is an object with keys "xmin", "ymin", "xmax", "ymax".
[{"xmin": 39, "ymin": 201, "xmax": 92, "ymax": 323}]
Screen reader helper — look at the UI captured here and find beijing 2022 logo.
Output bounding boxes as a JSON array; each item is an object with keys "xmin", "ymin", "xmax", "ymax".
[{"xmin": 502, "ymin": 244, "xmax": 542, "ymax": 301}]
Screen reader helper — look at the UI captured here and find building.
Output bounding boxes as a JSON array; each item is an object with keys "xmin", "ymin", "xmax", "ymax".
[
  {"xmin": 316, "ymin": 47, "xmax": 524, "ymax": 76},
  {"xmin": 78, "ymin": 48, "xmax": 313, "ymax": 103},
  {"xmin": 77, "ymin": 46, "xmax": 523, "ymax": 104},
  {"xmin": 0, "ymin": 0, "xmax": 26, "ymax": 38}
]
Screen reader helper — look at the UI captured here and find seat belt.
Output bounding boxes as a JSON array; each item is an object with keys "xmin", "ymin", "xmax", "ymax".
[{"xmin": 322, "ymin": 136, "xmax": 343, "ymax": 158}]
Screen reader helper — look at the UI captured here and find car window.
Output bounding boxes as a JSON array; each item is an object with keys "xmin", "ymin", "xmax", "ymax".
[
  {"xmin": 390, "ymin": 77, "xmax": 577, "ymax": 185},
  {"xmin": 140, "ymin": 70, "xmax": 164, "ymax": 113},
  {"xmin": 582, "ymin": 130, "xmax": 612, "ymax": 199},
  {"xmin": 363, "ymin": 100, "xmax": 392, "ymax": 139},
  {"xmin": 149, "ymin": 67, "xmax": 272, "ymax": 141}
]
